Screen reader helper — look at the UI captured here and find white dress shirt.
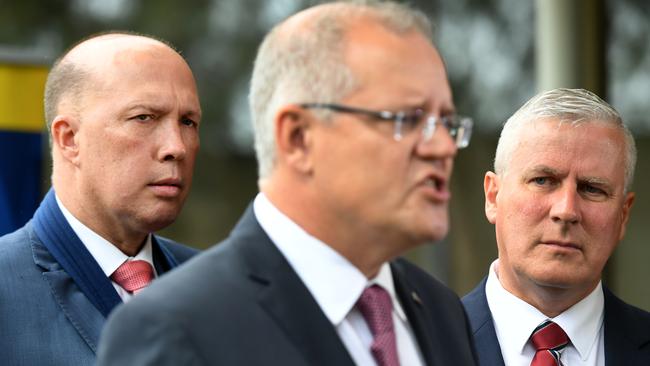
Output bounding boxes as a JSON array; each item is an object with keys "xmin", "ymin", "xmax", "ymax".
[
  {"xmin": 56, "ymin": 195, "xmax": 157, "ymax": 302},
  {"xmin": 254, "ymin": 193, "xmax": 424, "ymax": 366},
  {"xmin": 485, "ymin": 260, "xmax": 605, "ymax": 366}
]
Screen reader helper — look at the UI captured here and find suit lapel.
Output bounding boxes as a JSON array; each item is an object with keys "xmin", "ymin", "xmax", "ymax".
[
  {"xmin": 390, "ymin": 260, "xmax": 436, "ymax": 365},
  {"xmin": 603, "ymin": 287, "xmax": 650, "ymax": 366},
  {"xmin": 233, "ymin": 206, "xmax": 356, "ymax": 366},
  {"xmin": 30, "ymin": 229, "xmax": 106, "ymax": 353},
  {"xmin": 151, "ymin": 236, "xmax": 180, "ymax": 274},
  {"xmin": 30, "ymin": 190, "xmax": 187, "ymax": 353},
  {"xmin": 32, "ymin": 189, "xmax": 122, "ymax": 317},
  {"xmin": 462, "ymin": 278, "xmax": 506, "ymax": 366}
]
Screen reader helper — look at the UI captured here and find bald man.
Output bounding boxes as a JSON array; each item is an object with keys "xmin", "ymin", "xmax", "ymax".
[{"xmin": 0, "ymin": 32, "xmax": 201, "ymax": 365}]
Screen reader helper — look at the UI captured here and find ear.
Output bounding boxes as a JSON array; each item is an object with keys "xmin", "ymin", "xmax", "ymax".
[
  {"xmin": 484, "ymin": 171, "xmax": 500, "ymax": 224},
  {"xmin": 51, "ymin": 115, "xmax": 81, "ymax": 166},
  {"xmin": 617, "ymin": 191, "xmax": 636, "ymax": 241},
  {"xmin": 274, "ymin": 104, "xmax": 314, "ymax": 174}
]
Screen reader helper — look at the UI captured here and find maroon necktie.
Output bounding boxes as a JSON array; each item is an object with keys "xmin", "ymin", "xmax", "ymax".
[
  {"xmin": 110, "ymin": 260, "xmax": 154, "ymax": 295},
  {"xmin": 530, "ymin": 320, "xmax": 569, "ymax": 366},
  {"xmin": 356, "ymin": 284, "xmax": 400, "ymax": 366}
]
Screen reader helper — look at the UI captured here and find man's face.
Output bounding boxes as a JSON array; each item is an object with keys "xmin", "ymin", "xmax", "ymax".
[
  {"xmin": 74, "ymin": 45, "xmax": 201, "ymax": 239},
  {"xmin": 485, "ymin": 119, "xmax": 634, "ymax": 301},
  {"xmin": 310, "ymin": 21, "xmax": 457, "ymax": 249}
]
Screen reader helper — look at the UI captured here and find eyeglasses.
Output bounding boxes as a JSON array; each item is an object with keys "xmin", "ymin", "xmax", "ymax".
[{"xmin": 299, "ymin": 103, "xmax": 473, "ymax": 148}]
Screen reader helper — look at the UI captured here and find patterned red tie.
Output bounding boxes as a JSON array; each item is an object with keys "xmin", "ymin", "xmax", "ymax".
[
  {"xmin": 356, "ymin": 284, "xmax": 400, "ymax": 366},
  {"xmin": 530, "ymin": 320, "xmax": 569, "ymax": 366},
  {"xmin": 110, "ymin": 260, "xmax": 154, "ymax": 294}
]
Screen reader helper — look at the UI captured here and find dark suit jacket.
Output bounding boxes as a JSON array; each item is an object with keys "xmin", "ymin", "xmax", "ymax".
[
  {"xmin": 462, "ymin": 277, "xmax": 650, "ymax": 366},
  {"xmin": 97, "ymin": 204, "xmax": 478, "ymax": 366},
  {"xmin": 0, "ymin": 189, "xmax": 197, "ymax": 366}
]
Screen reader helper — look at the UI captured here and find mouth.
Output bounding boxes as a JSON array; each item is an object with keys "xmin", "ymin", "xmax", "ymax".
[
  {"xmin": 540, "ymin": 241, "xmax": 581, "ymax": 251},
  {"xmin": 148, "ymin": 178, "xmax": 183, "ymax": 197},
  {"xmin": 420, "ymin": 173, "xmax": 450, "ymax": 202}
]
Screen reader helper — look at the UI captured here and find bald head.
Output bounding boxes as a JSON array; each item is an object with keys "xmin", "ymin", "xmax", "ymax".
[
  {"xmin": 45, "ymin": 31, "xmax": 200, "ymax": 253},
  {"xmin": 44, "ymin": 32, "xmax": 184, "ymax": 133}
]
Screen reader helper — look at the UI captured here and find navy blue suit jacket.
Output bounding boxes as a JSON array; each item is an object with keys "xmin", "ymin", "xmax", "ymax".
[
  {"xmin": 98, "ymin": 204, "xmax": 478, "ymax": 366},
  {"xmin": 0, "ymin": 190, "xmax": 197, "ymax": 366},
  {"xmin": 462, "ymin": 277, "xmax": 650, "ymax": 366}
]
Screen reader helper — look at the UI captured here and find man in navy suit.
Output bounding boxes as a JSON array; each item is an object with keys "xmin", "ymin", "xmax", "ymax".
[
  {"xmin": 98, "ymin": 1, "xmax": 477, "ymax": 365},
  {"xmin": 462, "ymin": 88, "xmax": 650, "ymax": 365},
  {"xmin": 0, "ymin": 32, "xmax": 201, "ymax": 365}
]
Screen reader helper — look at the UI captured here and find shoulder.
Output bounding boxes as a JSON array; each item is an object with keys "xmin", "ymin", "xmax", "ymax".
[
  {"xmin": 602, "ymin": 287, "xmax": 650, "ymax": 362},
  {"xmin": 462, "ymin": 278, "xmax": 488, "ymax": 310},
  {"xmin": 0, "ymin": 222, "xmax": 37, "ymax": 269},
  {"xmin": 604, "ymin": 287, "xmax": 650, "ymax": 327},
  {"xmin": 117, "ymin": 235, "xmax": 245, "ymax": 313}
]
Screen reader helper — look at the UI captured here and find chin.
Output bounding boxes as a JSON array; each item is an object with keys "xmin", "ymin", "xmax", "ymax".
[
  {"xmin": 141, "ymin": 211, "xmax": 180, "ymax": 232},
  {"xmin": 410, "ymin": 224, "xmax": 448, "ymax": 245},
  {"xmin": 530, "ymin": 270, "xmax": 587, "ymax": 290}
]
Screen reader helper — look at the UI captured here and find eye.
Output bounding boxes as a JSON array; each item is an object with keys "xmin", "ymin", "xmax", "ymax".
[
  {"xmin": 132, "ymin": 114, "xmax": 154, "ymax": 122},
  {"xmin": 532, "ymin": 177, "xmax": 549, "ymax": 185},
  {"xmin": 181, "ymin": 117, "xmax": 198, "ymax": 127},
  {"xmin": 579, "ymin": 183, "xmax": 607, "ymax": 197},
  {"xmin": 398, "ymin": 109, "xmax": 426, "ymax": 130}
]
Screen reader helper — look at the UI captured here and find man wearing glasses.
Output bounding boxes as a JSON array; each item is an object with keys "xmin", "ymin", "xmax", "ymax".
[{"xmin": 98, "ymin": 1, "xmax": 477, "ymax": 365}]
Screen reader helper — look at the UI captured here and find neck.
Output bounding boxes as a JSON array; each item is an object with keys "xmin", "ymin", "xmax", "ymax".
[
  {"xmin": 262, "ymin": 179, "xmax": 401, "ymax": 279},
  {"xmin": 53, "ymin": 178, "xmax": 147, "ymax": 257},
  {"xmin": 495, "ymin": 264, "xmax": 598, "ymax": 318}
]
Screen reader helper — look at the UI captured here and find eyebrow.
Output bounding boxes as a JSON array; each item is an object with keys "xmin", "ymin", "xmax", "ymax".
[
  {"xmin": 123, "ymin": 103, "xmax": 202, "ymax": 120},
  {"xmin": 525, "ymin": 165, "xmax": 613, "ymax": 188},
  {"xmin": 525, "ymin": 165, "xmax": 560, "ymax": 176},
  {"xmin": 579, "ymin": 176, "xmax": 611, "ymax": 187}
]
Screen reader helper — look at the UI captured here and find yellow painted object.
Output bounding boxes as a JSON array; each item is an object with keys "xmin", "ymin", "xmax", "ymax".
[{"xmin": 0, "ymin": 64, "xmax": 48, "ymax": 132}]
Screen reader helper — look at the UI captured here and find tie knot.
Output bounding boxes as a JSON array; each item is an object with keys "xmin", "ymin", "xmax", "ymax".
[
  {"xmin": 531, "ymin": 320, "xmax": 569, "ymax": 351},
  {"xmin": 356, "ymin": 284, "xmax": 394, "ymax": 336},
  {"xmin": 111, "ymin": 260, "xmax": 154, "ymax": 294},
  {"xmin": 356, "ymin": 284, "xmax": 399, "ymax": 366}
]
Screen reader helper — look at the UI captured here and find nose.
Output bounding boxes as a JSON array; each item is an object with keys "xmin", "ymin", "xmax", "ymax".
[
  {"xmin": 415, "ymin": 123, "xmax": 458, "ymax": 160},
  {"xmin": 550, "ymin": 185, "xmax": 581, "ymax": 224},
  {"xmin": 158, "ymin": 120, "xmax": 187, "ymax": 162}
]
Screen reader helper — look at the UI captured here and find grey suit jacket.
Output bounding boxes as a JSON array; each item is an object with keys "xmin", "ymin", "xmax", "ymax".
[
  {"xmin": 462, "ymin": 277, "xmax": 650, "ymax": 366},
  {"xmin": 0, "ymin": 191, "xmax": 197, "ymax": 366},
  {"xmin": 97, "ymin": 204, "xmax": 478, "ymax": 366}
]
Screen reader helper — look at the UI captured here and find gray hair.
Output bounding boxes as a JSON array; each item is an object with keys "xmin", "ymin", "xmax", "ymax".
[
  {"xmin": 248, "ymin": 0, "xmax": 434, "ymax": 179},
  {"xmin": 494, "ymin": 88, "xmax": 637, "ymax": 192},
  {"xmin": 43, "ymin": 59, "xmax": 89, "ymax": 133}
]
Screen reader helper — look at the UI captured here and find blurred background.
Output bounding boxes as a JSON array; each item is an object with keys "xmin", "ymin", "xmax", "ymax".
[{"xmin": 1, "ymin": 0, "xmax": 648, "ymax": 310}]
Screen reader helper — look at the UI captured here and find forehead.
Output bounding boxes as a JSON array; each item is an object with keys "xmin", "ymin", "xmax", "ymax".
[
  {"xmin": 341, "ymin": 19, "xmax": 452, "ymax": 109},
  {"xmin": 508, "ymin": 119, "xmax": 627, "ymax": 182}
]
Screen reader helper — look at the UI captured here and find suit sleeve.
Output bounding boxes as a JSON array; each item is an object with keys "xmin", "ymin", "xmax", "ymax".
[{"xmin": 97, "ymin": 301, "xmax": 204, "ymax": 366}]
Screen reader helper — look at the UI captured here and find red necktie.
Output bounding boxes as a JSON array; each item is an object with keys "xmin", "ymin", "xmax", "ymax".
[
  {"xmin": 530, "ymin": 320, "xmax": 569, "ymax": 366},
  {"xmin": 356, "ymin": 284, "xmax": 400, "ymax": 366},
  {"xmin": 110, "ymin": 260, "xmax": 154, "ymax": 294}
]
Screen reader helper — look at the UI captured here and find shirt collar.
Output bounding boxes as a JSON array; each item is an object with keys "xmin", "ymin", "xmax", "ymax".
[
  {"xmin": 553, "ymin": 279, "xmax": 604, "ymax": 360},
  {"xmin": 55, "ymin": 194, "xmax": 155, "ymax": 277},
  {"xmin": 369, "ymin": 262, "xmax": 409, "ymax": 323},
  {"xmin": 253, "ymin": 193, "xmax": 407, "ymax": 325},
  {"xmin": 486, "ymin": 259, "xmax": 604, "ymax": 360}
]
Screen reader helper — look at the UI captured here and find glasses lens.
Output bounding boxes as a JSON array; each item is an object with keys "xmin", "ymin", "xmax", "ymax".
[{"xmin": 455, "ymin": 117, "xmax": 473, "ymax": 148}]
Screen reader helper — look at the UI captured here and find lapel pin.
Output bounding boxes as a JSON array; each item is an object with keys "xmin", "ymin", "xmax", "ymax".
[{"xmin": 411, "ymin": 291, "xmax": 423, "ymax": 305}]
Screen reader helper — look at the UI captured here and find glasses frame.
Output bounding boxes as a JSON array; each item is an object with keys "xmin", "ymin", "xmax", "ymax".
[{"xmin": 299, "ymin": 103, "xmax": 473, "ymax": 148}]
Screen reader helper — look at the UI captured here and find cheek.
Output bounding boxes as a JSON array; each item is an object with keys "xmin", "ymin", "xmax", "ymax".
[
  {"xmin": 499, "ymin": 190, "xmax": 547, "ymax": 224},
  {"xmin": 496, "ymin": 192, "xmax": 547, "ymax": 248}
]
